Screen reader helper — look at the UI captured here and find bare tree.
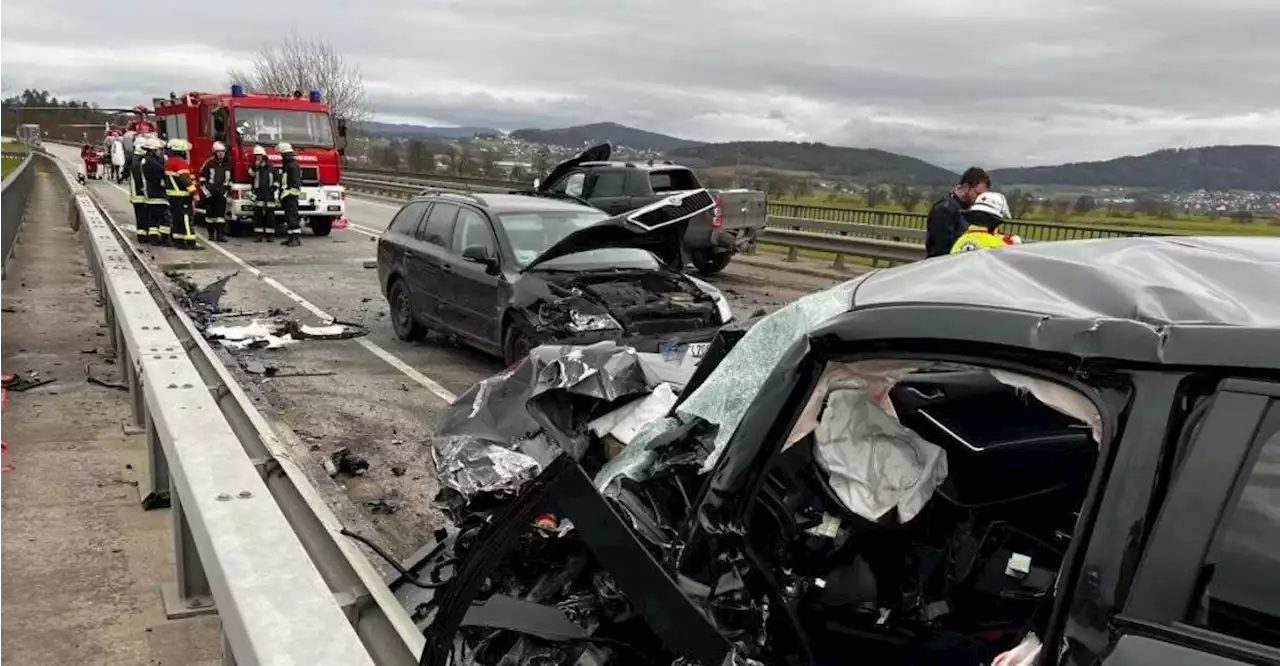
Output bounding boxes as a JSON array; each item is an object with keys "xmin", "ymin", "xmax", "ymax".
[{"xmin": 228, "ymin": 34, "xmax": 370, "ymax": 121}]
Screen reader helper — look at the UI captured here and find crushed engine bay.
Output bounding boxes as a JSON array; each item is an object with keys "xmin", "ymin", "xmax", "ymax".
[
  {"xmin": 412, "ymin": 287, "xmax": 1105, "ymax": 666},
  {"xmin": 535, "ymin": 271, "xmax": 722, "ymax": 336}
]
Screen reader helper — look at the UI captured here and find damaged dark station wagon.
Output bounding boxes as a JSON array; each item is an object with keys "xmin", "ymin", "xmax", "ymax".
[
  {"xmin": 396, "ymin": 237, "xmax": 1280, "ymax": 666},
  {"xmin": 377, "ymin": 189, "xmax": 734, "ymax": 366}
]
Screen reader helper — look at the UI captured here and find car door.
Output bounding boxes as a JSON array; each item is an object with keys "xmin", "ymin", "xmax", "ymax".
[
  {"xmin": 377, "ymin": 200, "xmax": 430, "ymax": 301},
  {"xmin": 1100, "ymin": 378, "xmax": 1280, "ymax": 666},
  {"xmin": 444, "ymin": 206, "xmax": 503, "ymax": 346},
  {"xmin": 408, "ymin": 202, "xmax": 459, "ymax": 327},
  {"xmin": 585, "ymin": 169, "xmax": 633, "ymax": 214}
]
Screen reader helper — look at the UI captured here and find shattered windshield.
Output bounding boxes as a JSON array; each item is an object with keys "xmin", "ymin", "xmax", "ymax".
[
  {"xmin": 498, "ymin": 211, "xmax": 611, "ymax": 268},
  {"xmin": 232, "ymin": 108, "xmax": 334, "ymax": 148}
]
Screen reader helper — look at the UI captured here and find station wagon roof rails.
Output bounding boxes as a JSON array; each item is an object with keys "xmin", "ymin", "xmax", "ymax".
[{"xmin": 416, "ymin": 188, "xmax": 488, "ymax": 206}]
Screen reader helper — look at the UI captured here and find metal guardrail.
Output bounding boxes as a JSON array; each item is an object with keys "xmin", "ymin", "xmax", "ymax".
[
  {"xmin": 47, "ymin": 152, "xmax": 393, "ymax": 665},
  {"xmin": 2, "ymin": 146, "xmax": 35, "ymax": 278}
]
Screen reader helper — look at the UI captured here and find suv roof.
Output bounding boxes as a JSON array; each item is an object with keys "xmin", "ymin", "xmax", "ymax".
[
  {"xmin": 410, "ymin": 190, "xmax": 600, "ymax": 214},
  {"xmin": 578, "ymin": 160, "xmax": 690, "ymax": 171}
]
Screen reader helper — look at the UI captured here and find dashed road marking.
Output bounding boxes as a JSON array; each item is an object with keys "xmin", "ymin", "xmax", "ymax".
[{"xmin": 98, "ymin": 179, "xmax": 458, "ymax": 404}]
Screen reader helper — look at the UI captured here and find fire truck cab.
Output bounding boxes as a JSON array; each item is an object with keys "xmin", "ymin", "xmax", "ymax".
[{"xmin": 151, "ymin": 86, "xmax": 347, "ymax": 236}]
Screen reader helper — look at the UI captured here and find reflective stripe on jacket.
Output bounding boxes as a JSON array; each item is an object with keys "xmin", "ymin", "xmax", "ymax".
[
  {"xmin": 164, "ymin": 156, "xmax": 196, "ymax": 198},
  {"xmin": 278, "ymin": 158, "xmax": 302, "ymax": 198},
  {"xmin": 950, "ymin": 226, "xmax": 1021, "ymax": 254}
]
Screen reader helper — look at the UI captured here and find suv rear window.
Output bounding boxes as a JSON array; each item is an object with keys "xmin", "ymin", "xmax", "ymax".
[{"xmin": 649, "ymin": 169, "xmax": 699, "ymax": 193}]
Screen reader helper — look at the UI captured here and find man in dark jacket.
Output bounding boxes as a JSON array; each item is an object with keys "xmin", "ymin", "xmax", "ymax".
[
  {"xmin": 199, "ymin": 141, "xmax": 232, "ymax": 242},
  {"xmin": 925, "ymin": 167, "xmax": 990, "ymax": 258},
  {"xmin": 276, "ymin": 142, "xmax": 303, "ymax": 247},
  {"xmin": 249, "ymin": 146, "xmax": 278, "ymax": 243},
  {"xmin": 141, "ymin": 137, "xmax": 172, "ymax": 245}
]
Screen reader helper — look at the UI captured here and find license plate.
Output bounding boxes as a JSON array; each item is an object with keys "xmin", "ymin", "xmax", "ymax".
[{"xmin": 686, "ymin": 343, "xmax": 709, "ymax": 358}]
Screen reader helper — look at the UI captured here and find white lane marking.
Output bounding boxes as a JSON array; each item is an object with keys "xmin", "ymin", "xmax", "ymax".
[{"xmin": 99, "ymin": 180, "xmax": 458, "ymax": 404}]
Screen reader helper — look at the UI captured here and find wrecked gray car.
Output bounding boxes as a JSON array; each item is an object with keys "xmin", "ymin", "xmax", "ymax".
[
  {"xmin": 395, "ymin": 237, "xmax": 1280, "ymax": 666},
  {"xmin": 376, "ymin": 187, "xmax": 732, "ymax": 367}
]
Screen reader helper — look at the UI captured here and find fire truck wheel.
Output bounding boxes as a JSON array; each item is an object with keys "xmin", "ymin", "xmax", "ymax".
[{"xmin": 309, "ymin": 218, "xmax": 333, "ymax": 237}]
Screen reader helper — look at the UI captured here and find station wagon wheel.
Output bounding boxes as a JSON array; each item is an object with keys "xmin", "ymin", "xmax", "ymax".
[
  {"xmin": 389, "ymin": 280, "xmax": 425, "ymax": 342},
  {"xmin": 502, "ymin": 321, "xmax": 534, "ymax": 368}
]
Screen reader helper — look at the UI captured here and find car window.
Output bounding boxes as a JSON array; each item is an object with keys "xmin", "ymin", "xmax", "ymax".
[
  {"xmin": 419, "ymin": 203, "xmax": 458, "ymax": 248},
  {"xmin": 496, "ymin": 210, "xmax": 610, "ymax": 268},
  {"xmin": 1189, "ymin": 427, "xmax": 1280, "ymax": 648},
  {"xmin": 452, "ymin": 208, "xmax": 496, "ymax": 256},
  {"xmin": 590, "ymin": 171, "xmax": 627, "ymax": 198},
  {"xmin": 551, "ymin": 172, "xmax": 586, "ymax": 197},
  {"xmin": 649, "ymin": 169, "xmax": 699, "ymax": 193},
  {"xmin": 389, "ymin": 201, "xmax": 429, "ymax": 235}
]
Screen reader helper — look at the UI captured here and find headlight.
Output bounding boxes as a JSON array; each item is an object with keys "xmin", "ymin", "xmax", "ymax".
[
  {"xmin": 686, "ymin": 275, "xmax": 735, "ymax": 325},
  {"xmin": 568, "ymin": 310, "xmax": 620, "ymax": 332},
  {"xmin": 326, "ymin": 191, "xmax": 342, "ymax": 201}
]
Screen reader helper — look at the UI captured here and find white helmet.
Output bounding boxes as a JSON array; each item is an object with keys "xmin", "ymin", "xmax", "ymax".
[
  {"xmin": 277, "ymin": 142, "xmax": 294, "ymax": 154},
  {"xmin": 212, "ymin": 141, "xmax": 226, "ymax": 152},
  {"xmin": 252, "ymin": 145, "xmax": 266, "ymax": 156},
  {"xmin": 969, "ymin": 191, "xmax": 1011, "ymax": 220}
]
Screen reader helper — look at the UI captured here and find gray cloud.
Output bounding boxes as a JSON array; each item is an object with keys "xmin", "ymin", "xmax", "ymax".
[{"xmin": 4, "ymin": 0, "xmax": 1278, "ymax": 169}]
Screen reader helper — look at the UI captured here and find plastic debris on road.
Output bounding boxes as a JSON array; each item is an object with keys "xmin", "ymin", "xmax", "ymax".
[
  {"xmin": 430, "ymin": 341, "xmax": 700, "ymax": 501},
  {"xmin": 202, "ymin": 318, "xmax": 370, "ymax": 351}
]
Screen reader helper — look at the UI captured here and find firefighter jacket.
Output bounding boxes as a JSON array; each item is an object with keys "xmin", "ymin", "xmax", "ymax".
[
  {"xmin": 128, "ymin": 156, "xmax": 146, "ymax": 204},
  {"xmin": 278, "ymin": 157, "xmax": 303, "ymax": 199},
  {"xmin": 199, "ymin": 157, "xmax": 232, "ymax": 197},
  {"xmin": 949, "ymin": 225, "xmax": 1022, "ymax": 254},
  {"xmin": 250, "ymin": 164, "xmax": 279, "ymax": 205},
  {"xmin": 164, "ymin": 155, "xmax": 197, "ymax": 198},
  {"xmin": 140, "ymin": 154, "xmax": 169, "ymax": 204}
]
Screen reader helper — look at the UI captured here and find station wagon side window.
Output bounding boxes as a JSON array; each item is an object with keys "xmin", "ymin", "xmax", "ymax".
[
  {"xmin": 1187, "ymin": 412, "xmax": 1280, "ymax": 648},
  {"xmin": 389, "ymin": 201, "xmax": 429, "ymax": 235},
  {"xmin": 419, "ymin": 202, "xmax": 458, "ymax": 248},
  {"xmin": 451, "ymin": 208, "xmax": 497, "ymax": 258}
]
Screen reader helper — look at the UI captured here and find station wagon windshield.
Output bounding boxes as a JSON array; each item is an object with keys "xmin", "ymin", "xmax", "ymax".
[
  {"xmin": 499, "ymin": 211, "xmax": 617, "ymax": 268},
  {"xmin": 232, "ymin": 108, "xmax": 334, "ymax": 148}
]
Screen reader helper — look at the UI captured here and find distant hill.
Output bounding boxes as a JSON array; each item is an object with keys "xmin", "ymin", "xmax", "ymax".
[
  {"xmin": 510, "ymin": 122, "xmax": 703, "ymax": 152},
  {"xmin": 667, "ymin": 141, "xmax": 957, "ymax": 186},
  {"xmin": 357, "ymin": 121, "xmax": 502, "ymax": 140},
  {"xmin": 991, "ymin": 145, "xmax": 1280, "ymax": 191}
]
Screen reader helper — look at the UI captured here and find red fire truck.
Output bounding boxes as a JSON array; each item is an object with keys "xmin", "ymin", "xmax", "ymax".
[{"xmin": 150, "ymin": 86, "xmax": 348, "ymax": 236}]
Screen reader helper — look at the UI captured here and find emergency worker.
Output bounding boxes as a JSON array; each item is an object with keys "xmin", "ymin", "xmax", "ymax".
[
  {"xmin": 949, "ymin": 192, "xmax": 1023, "ymax": 254},
  {"xmin": 164, "ymin": 139, "xmax": 200, "ymax": 249},
  {"xmin": 248, "ymin": 146, "xmax": 279, "ymax": 242},
  {"xmin": 127, "ymin": 138, "xmax": 149, "ymax": 243},
  {"xmin": 277, "ymin": 142, "xmax": 303, "ymax": 247},
  {"xmin": 199, "ymin": 142, "xmax": 232, "ymax": 242},
  {"xmin": 140, "ymin": 137, "xmax": 172, "ymax": 244},
  {"xmin": 927, "ymin": 167, "xmax": 991, "ymax": 258}
]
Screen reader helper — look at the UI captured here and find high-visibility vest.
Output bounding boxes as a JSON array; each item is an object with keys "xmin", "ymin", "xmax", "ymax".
[{"xmin": 950, "ymin": 225, "xmax": 1021, "ymax": 254}]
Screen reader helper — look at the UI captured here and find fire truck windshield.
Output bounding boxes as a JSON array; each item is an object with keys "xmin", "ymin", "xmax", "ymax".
[{"xmin": 232, "ymin": 108, "xmax": 333, "ymax": 149}]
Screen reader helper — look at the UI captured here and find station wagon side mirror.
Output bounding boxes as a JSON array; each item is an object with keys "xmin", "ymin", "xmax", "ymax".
[{"xmin": 463, "ymin": 245, "xmax": 499, "ymax": 274}]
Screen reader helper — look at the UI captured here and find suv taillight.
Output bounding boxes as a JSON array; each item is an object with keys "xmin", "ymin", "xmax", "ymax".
[{"xmin": 712, "ymin": 196, "xmax": 723, "ymax": 229}]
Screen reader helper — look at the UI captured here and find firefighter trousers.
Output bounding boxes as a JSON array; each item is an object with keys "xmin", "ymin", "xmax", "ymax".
[
  {"xmin": 253, "ymin": 203, "xmax": 276, "ymax": 236},
  {"xmin": 145, "ymin": 203, "xmax": 171, "ymax": 242},
  {"xmin": 204, "ymin": 193, "xmax": 228, "ymax": 236},
  {"xmin": 281, "ymin": 195, "xmax": 302, "ymax": 235},
  {"xmin": 132, "ymin": 201, "xmax": 149, "ymax": 239},
  {"xmin": 168, "ymin": 196, "xmax": 198, "ymax": 246}
]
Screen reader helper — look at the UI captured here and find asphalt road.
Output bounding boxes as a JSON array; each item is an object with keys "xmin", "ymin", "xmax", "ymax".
[{"xmin": 48, "ymin": 143, "xmax": 843, "ymax": 557}]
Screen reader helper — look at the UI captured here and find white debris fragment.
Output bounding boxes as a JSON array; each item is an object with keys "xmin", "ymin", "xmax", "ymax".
[
  {"xmin": 299, "ymin": 324, "xmax": 346, "ymax": 337},
  {"xmin": 588, "ymin": 383, "xmax": 678, "ymax": 446},
  {"xmin": 206, "ymin": 319, "xmax": 278, "ymax": 341}
]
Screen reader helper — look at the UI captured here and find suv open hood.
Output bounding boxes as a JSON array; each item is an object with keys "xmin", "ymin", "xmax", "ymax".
[
  {"xmin": 536, "ymin": 142, "xmax": 612, "ymax": 194},
  {"xmin": 521, "ymin": 188, "xmax": 716, "ymax": 273}
]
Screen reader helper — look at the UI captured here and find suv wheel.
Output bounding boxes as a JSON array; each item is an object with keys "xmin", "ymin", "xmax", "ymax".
[
  {"xmin": 695, "ymin": 251, "xmax": 732, "ymax": 275},
  {"xmin": 389, "ymin": 280, "xmax": 425, "ymax": 342}
]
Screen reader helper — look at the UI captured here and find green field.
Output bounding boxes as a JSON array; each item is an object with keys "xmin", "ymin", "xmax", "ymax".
[
  {"xmin": 778, "ymin": 194, "xmax": 1280, "ymax": 237},
  {"xmin": 2, "ymin": 139, "xmax": 29, "ymax": 178}
]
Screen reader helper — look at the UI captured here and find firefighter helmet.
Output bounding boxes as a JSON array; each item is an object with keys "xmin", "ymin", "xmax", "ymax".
[
  {"xmin": 212, "ymin": 141, "xmax": 227, "ymax": 152},
  {"xmin": 167, "ymin": 138, "xmax": 190, "ymax": 152},
  {"xmin": 969, "ymin": 191, "xmax": 1011, "ymax": 220},
  {"xmin": 277, "ymin": 142, "xmax": 294, "ymax": 154},
  {"xmin": 252, "ymin": 145, "xmax": 266, "ymax": 156}
]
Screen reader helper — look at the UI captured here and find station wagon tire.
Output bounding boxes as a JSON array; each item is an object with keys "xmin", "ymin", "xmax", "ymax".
[
  {"xmin": 389, "ymin": 280, "xmax": 425, "ymax": 342},
  {"xmin": 502, "ymin": 322, "xmax": 535, "ymax": 368},
  {"xmin": 309, "ymin": 217, "xmax": 333, "ymax": 237},
  {"xmin": 695, "ymin": 251, "xmax": 732, "ymax": 275}
]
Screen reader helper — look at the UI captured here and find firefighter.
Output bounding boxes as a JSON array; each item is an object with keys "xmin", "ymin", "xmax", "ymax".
[
  {"xmin": 127, "ymin": 138, "xmax": 149, "ymax": 243},
  {"xmin": 164, "ymin": 139, "xmax": 200, "ymax": 249},
  {"xmin": 949, "ymin": 192, "xmax": 1023, "ymax": 254},
  {"xmin": 248, "ymin": 145, "xmax": 279, "ymax": 242},
  {"xmin": 277, "ymin": 142, "xmax": 303, "ymax": 247},
  {"xmin": 199, "ymin": 141, "xmax": 232, "ymax": 242},
  {"xmin": 140, "ymin": 137, "xmax": 172, "ymax": 245}
]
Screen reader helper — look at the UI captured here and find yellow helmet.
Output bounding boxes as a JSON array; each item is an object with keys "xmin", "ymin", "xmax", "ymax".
[{"xmin": 167, "ymin": 138, "xmax": 190, "ymax": 152}]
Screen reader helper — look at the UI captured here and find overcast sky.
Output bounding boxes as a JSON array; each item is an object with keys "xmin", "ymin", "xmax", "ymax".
[{"xmin": 4, "ymin": 0, "xmax": 1279, "ymax": 169}]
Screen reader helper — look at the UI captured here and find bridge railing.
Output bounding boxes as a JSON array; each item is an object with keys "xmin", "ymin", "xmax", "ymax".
[{"xmin": 2, "ymin": 143, "xmax": 35, "ymax": 278}]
